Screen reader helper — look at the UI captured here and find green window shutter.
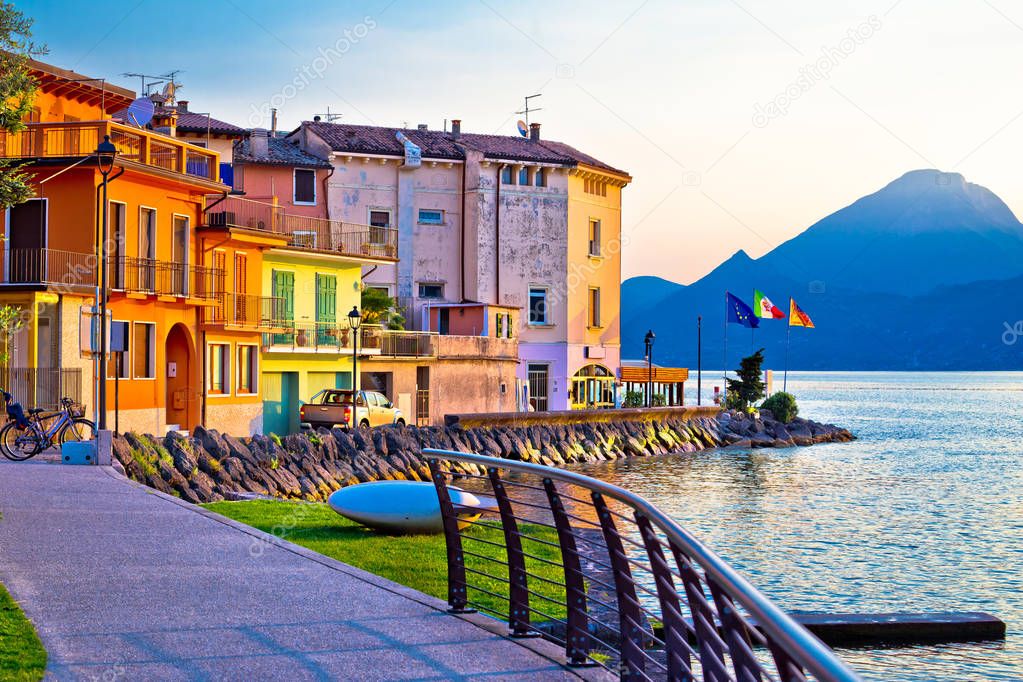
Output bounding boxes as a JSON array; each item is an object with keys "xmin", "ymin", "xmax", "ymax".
[
  {"xmin": 316, "ymin": 274, "xmax": 337, "ymax": 324},
  {"xmin": 273, "ymin": 270, "xmax": 295, "ymax": 322}
]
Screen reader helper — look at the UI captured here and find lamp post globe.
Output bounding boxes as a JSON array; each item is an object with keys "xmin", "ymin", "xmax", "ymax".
[
  {"xmin": 96, "ymin": 135, "xmax": 117, "ymax": 176},
  {"xmin": 644, "ymin": 329, "xmax": 655, "ymax": 408}
]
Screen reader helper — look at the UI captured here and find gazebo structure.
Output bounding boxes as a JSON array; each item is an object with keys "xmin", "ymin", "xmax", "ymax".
[{"xmin": 620, "ymin": 361, "xmax": 689, "ymax": 406}]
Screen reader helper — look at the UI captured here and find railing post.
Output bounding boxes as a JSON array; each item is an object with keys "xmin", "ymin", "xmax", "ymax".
[
  {"xmin": 542, "ymin": 478, "xmax": 595, "ymax": 667},
  {"xmin": 487, "ymin": 467, "xmax": 539, "ymax": 638},
  {"xmin": 635, "ymin": 513, "xmax": 693, "ymax": 681},
  {"xmin": 667, "ymin": 543, "xmax": 732, "ymax": 682},
  {"xmin": 706, "ymin": 579, "xmax": 767, "ymax": 682},
  {"xmin": 592, "ymin": 491, "xmax": 647, "ymax": 680},
  {"xmin": 427, "ymin": 458, "xmax": 475, "ymax": 614}
]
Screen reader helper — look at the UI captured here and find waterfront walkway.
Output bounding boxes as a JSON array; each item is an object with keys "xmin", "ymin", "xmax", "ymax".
[{"xmin": 0, "ymin": 461, "xmax": 592, "ymax": 680}]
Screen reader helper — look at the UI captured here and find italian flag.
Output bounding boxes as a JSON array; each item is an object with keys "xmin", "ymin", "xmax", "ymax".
[
  {"xmin": 789, "ymin": 298, "xmax": 815, "ymax": 328},
  {"xmin": 754, "ymin": 290, "xmax": 785, "ymax": 318}
]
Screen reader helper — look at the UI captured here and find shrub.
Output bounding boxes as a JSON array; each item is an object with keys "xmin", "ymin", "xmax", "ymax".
[
  {"xmin": 623, "ymin": 390, "xmax": 644, "ymax": 407},
  {"xmin": 651, "ymin": 393, "xmax": 667, "ymax": 407},
  {"xmin": 762, "ymin": 392, "xmax": 798, "ymax": 423}
]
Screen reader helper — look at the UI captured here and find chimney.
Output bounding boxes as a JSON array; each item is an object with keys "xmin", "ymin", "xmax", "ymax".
[
  {"xmin": 271, "ymin": 108, "xmax": 278, "ymax": 137},
  {"xmin": 417, "ymin": 124, "xmax": 428, "ymax": 131},
  {"xmin": 451, "ymin": 119, "xmax": 461, "ymax": 140},
  {"xmin": 250, "ymin": 128, "xmax": 269, "ymax": 159},
  {"xmin": 177, "ymin": 100, "xmax": 189, "ymax": 112},
  {"xmin": 529, "ymin": 122, "xmax": 541, "ymax": 142}
]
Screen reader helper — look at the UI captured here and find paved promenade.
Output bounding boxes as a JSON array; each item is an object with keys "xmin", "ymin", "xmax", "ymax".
[{"xmin": 0, "ymin": 461, "xmax": 596, "ymax": 680}]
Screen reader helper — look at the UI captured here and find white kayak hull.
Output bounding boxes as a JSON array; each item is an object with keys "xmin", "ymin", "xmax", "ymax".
[{"xmin": 327, "ymin": 481, "xmax": 487, "ymax": 534}]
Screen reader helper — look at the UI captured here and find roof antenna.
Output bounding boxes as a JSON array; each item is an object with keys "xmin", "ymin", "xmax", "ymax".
[
  {"xmin": 516, "ymin": 94, "xmax": 543, "ymax": 126},
  {"xmin": 313, "ymin": 106, "xmax": 343, "ymax": 122}
]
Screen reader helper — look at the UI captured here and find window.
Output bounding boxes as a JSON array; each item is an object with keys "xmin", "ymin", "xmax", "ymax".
[
  {"xmin": 369, "ymin": 210, "xmax": 391, "ymax": 245},
  {"xmin": 237, "ymin": 345, "xmax": 257, "ymax": 394},
  {"xmin": 418, "ymin": 209, "xmax": 444, "ymax": 225},
  {"xmin": 495, "ymin": 312, "xmax": 513, "ymax": 338},
  {"xmin": 588, "ymin": 219, "xmax": 601, "ymax": 257},
  {"xmin": 500, "ymin": 166, "xmax": 513, "ymax": 184},
  {"xmin": 138, "ymin": 207, "xmax": 156, "ymax": 291},
  {"xmin": 584, "ymin": 179, "xmax": 608, "ymax": 196},
  {"xmin": 496, "ymin": 312, "xmax": 504, "ymax": 338},
  {"xmin": 294, "ymin": 169, "xmax": 316, "ymax": 204},
  {"xmin": 139, "ymin": 208, "xmax": 156, "ymax": 259},
  {"xmin": 528, "ymin": 287, "xmax": 549, "ymax": 325},
  {"xmin": 212, "ymin": 250, "xmax": 227, "ymax": 299},
  {"xmin": 589, "ymin": 287, "xmax": 601, "ymax": 328},
  {"xmin": 209, "ymin": 344, "xmax": 230, "ymax": 395},
  {"xmin": 518, "ymin": 167, "xmax": 529, "ymax": 185},
  {"xmin": 133, "ymin": 323, "xmax": 155, "ymax": 379},
  {"xmin": 418, "ymin": 283, "xmax": 444, "ymax": 299},
  {"xmin": 106, "ymin": 320, "xmax": 129, "ymax": 379},
  {"xmin": 534, "ymin": 168, "xmax": 546, "ymax": 187}
]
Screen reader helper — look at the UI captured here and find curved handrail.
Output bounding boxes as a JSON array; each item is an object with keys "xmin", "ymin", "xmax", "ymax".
[{"xmin": 424, "ymin": 447, "xmax": 861, "ymax": 682}]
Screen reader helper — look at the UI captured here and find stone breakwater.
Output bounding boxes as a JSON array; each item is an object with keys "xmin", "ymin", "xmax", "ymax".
[{"xmin": 111, "ymin": 410, "xmax": 854, "ymax": 504}]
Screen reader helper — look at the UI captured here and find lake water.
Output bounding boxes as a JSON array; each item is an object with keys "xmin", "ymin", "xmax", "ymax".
[{"xmin": 571, "ymin": 372, "xmax": 1023, "ymax": 681}]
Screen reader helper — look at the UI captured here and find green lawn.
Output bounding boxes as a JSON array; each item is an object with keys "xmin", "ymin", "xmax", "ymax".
[
  {"xmin": 0, "ymin": 582, "xmax": 46, "ymax": 682},
  {"xmin": 202, "ymin": 500, "xmax": 567, "ymax": 621}
]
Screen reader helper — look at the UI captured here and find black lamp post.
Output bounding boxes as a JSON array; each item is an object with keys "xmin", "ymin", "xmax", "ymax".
[
  {"xmin": 347, "ymin": 305, "xmax": 362, "ymax": 392},
  {"xmin": 644, "ymin": 329, "xmax": 655, "ymax": 408},
  {"xmin": 697, "ymin": 315, "xmax": 702, "ymax": 406},
  {"xmin": 96, "ymin": 135, "xmax": 117, "ymax": 431}
]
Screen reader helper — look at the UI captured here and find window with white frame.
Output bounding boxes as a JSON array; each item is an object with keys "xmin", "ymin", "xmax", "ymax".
[
  {"xmin": 418, "ymin": 209, "xmax": 444, "ymax": 225},
  {"xmin": 294, "ymin": 169, "xmax": 316, "ymax": 204},
  {"xmin": 237, "ymin": 345, "xmax": 257, "ymax": 394},
  {"xmin": 369, "ymin": 209, "xmax": 391, "ymax": 245},
  {"xmin": 528, "ymin": 287, "xmax": 549, "ymax": 325},
  {"xmin": 209, "ymin": 343, "xmax": 230, "ymax": 395},
  {"xmin": 133, "ymin": 322, "xmax": 155, "ymax": 379}
]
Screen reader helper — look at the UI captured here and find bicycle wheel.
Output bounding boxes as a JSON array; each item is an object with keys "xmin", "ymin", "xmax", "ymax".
[
  {"xmin": 0, "ymin": 421, "xmax": 43, "ymax": 461},
  {"xmin": 59, "ymin": 418, "xmax": 96, "ymax": 446}
]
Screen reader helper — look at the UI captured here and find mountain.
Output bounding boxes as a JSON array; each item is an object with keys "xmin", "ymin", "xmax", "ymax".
[{"xmin": 622, "ymin": 170, "xmax": 1023, "ymax": 371}]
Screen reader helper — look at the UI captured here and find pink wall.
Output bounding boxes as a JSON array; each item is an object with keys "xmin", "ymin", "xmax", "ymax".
[{"xmin": 237, "ymin": 164, "xmax": 331, "ymax": 219}]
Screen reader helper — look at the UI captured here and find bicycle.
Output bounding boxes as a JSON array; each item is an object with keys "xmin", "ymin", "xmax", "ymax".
[{"xmin": 0, "ymin": 393, "xmax": 96, "ymax": 462}]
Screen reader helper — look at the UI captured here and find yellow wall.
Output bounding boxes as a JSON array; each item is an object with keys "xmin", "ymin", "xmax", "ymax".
[{"xmin": 565, "ymin": 168, "xmax": 626, "ymax": 350}]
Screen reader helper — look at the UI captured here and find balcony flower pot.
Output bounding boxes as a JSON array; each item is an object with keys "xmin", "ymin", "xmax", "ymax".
[
  {"xmin": 296, "ymin": 330, "xmax": 309, "ymax": 347},
  {"xmin": 384, "ymin": 245, "xmax": 396, "ymax": 257}
]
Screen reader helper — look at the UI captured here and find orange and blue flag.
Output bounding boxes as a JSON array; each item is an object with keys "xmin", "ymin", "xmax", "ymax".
[
  {"xmin": 726, "ymin": 292, "xmax": 759, "ymax": 328},
  {"xmin": 789, "ymin": 298, "xmax": 815, "ymax": 328}
]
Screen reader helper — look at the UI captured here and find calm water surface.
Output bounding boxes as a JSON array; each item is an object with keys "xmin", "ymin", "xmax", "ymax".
[{"xmin": 571, "ymin": 372, "xmax": 1023, "ymax": 681}]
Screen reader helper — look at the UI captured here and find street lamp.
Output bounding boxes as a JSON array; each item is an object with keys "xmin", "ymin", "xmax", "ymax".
[
  {"xmin": 697, "ymin": 315, "xmax": 702, "ymax": 406},
  {"xmin": 96, "ymin": 135, "xmax": 118, "ymax": 431},
  {"xmin": 644, "ymin": 329, "xmax": 655, "ymax": 408},
  {"xmin": 347, "ymin": 306, "xmax": 362, "ymax": 392}
]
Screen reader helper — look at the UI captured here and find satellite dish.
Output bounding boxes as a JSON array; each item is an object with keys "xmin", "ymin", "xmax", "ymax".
[
  {"xmin": 126, "ymin": 97, "xmax": 155, "ymax": 127},
  {"xmin": 161, "ymin": 81, "xmax": 177, "ymax": 101},
  {"xmin": 516, "ymin": 120, "xmax": 528, "ymax": 137}
]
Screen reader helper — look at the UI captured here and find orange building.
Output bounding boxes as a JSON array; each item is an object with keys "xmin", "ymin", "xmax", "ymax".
[{"xmin": 0, "ymin": 59, "xmax": 268, "ymax": 434}]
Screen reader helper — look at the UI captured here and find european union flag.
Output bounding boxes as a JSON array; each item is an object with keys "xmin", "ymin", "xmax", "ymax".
[{"xmin": 726, "ymin": 292, "xmax": 759, "ymax": 328}]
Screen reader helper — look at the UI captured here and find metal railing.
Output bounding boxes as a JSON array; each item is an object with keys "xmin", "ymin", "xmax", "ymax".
[
  {"xmin": 0, "ymin": 367, "xmax": 82, "ymax": 412},
  {"xmin": 202, "ymin": 293, "xmax": 288, "ymax": 329},
  {"xmin": 203, "ymin": 196, "xmax": 398, "ymax": 261},
  {"xmin": 362, "ymin": 325, "xmax": 436, "ymax": 357},
  {"xmin": 424, "ymin": 449, "xmax": 861, "ymax": 682},
  {"xmin": 0, "ymin": 120, "xmax": 220, "ymax": 182},
  {"xmin": 262, "ymin": 324, "xmax": 357, "ymax": 353},
  {"xmin": 4, "ymin": 248, "xmax": 97, "ymax": 288},
  {"xmin": 113, "ymin": 257, "xmax": 221, "ymax": 300}
]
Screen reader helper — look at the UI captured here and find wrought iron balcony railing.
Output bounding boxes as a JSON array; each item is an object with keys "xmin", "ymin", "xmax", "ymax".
[
  {"xmin": 362, "ymin": 325, "xmax": 436, "ymax": 358},
  {"xmin": 203, "ymin": 196, "xmax": 398, "ymax": 261},
  {"xmin": 202, "ymin": 293, "xmax": 289, "ymax": 329},
  {"xmin": 112, "ymin": 257, "xmax": 221, "ymax": 300},
  {"xmin": 424, "ymin": 449, "xmax": 861, "ymax": 682},
  {"xmin": 0, "ymin": 120, "xmax": 220, "ymax": 182},
  {"xmin": 261, "ymin": 324, "xmax": 356, "ymax": 353},
  {"xmin": 4, "ymin": 248, "xmax": 97, "ymax": 288}
]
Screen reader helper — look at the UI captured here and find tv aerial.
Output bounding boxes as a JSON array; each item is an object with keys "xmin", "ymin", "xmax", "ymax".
[
  {"xmin": 515, "ymin": 93, "xmax": 542, "ymax": 129},
  {"xmin": 314, "ymin": 106, "xmax": 343, "ymax": 123},
  {"xmin": 121, "ymin": 70, "xmax": 183, "ymax": 100}
]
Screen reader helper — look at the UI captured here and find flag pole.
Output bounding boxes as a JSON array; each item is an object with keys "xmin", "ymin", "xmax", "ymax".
[
  {"xmin": 722, "ymin": 293, "xmax": 728, "ymax": 391},
  {"xmin": 784, "ymin": 321, "xmax": 791, "ymax": 393}
]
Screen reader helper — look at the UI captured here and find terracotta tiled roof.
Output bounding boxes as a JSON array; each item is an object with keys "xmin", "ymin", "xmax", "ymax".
[
  {"xmin": 234, "ymin": 136, "xmax": 332, "ymax": 168},
  {"xmin": 173, "ymin": 111, "xmax": 246, "ymax": 135},
  {"xmin": 302, "ymin": 121, "xmax": 628, "ymax": 176}
]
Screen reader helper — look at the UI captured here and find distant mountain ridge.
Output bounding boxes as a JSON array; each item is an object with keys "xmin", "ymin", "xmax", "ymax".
[{"xmin": 622, "ymin": 170, "xmax": 1023, "ymax": 371}]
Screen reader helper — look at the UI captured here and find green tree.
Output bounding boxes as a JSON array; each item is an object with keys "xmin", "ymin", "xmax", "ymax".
[
  {"xmin": 0, "ymin": 2, "xmax": 44, "ymax": 209},
  {"xmin": 0, "ymin": 305, "xmax": 24, "ymax": 364},
  {"xmin": 360, "ymin": 287, "xmax": 405, "ymax": 330},
  {"xmin": 725, "ymin": 348, "xmax": 766, "ymax": 411}
]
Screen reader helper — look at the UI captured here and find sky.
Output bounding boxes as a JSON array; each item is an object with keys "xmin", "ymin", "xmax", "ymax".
[{"xmin": 22, "ymin": 0, "xmax": 1023, "ymax": 284}]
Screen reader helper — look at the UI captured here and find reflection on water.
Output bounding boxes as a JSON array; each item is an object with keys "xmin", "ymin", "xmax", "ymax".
[{"xmin": 565, "ymin": 372, "xmax": 1023, "ymax": 681}]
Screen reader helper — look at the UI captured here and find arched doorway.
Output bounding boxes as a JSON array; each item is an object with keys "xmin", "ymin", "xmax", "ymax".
[
  {"xmin": 570, "ymin": 364, "xmax": 615, "ymax": 410},
  {"xmin": 165, "ymin": 324, "xmax": 197, "ymax": 431}
]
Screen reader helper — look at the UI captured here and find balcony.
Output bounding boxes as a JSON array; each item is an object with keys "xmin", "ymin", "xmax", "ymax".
[
  {"xmin": 203, "ymin": 197, "xmax": 398, "ymax": 261},
  {"xmin": 0, "ymin": 120, "xmax": 221, "ymax": 183},
  {"xmin": 261, "ymin": 323, "xmax": 437, "ymax": 357},
  {"xmin": 202, "ymin": 293, "xmax": 289, "ymax": 330},
  {"xmin": 3, "ymin": 248, "xmax": 97, "ymax": 289},
  {"xmin": 112, "ymin": 257, "xmax": 221, "ymax": 300}
]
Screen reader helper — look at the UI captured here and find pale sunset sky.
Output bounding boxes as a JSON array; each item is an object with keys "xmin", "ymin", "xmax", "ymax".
[{"xmin": 23, "ymin": 0, "xmax": 1023, "ymax": 283}]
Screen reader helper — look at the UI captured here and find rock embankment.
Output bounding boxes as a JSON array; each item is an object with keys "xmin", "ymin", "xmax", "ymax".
[{"xmin": 112, "ymin": 411, "xmax": 854, "ymax": 504}]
